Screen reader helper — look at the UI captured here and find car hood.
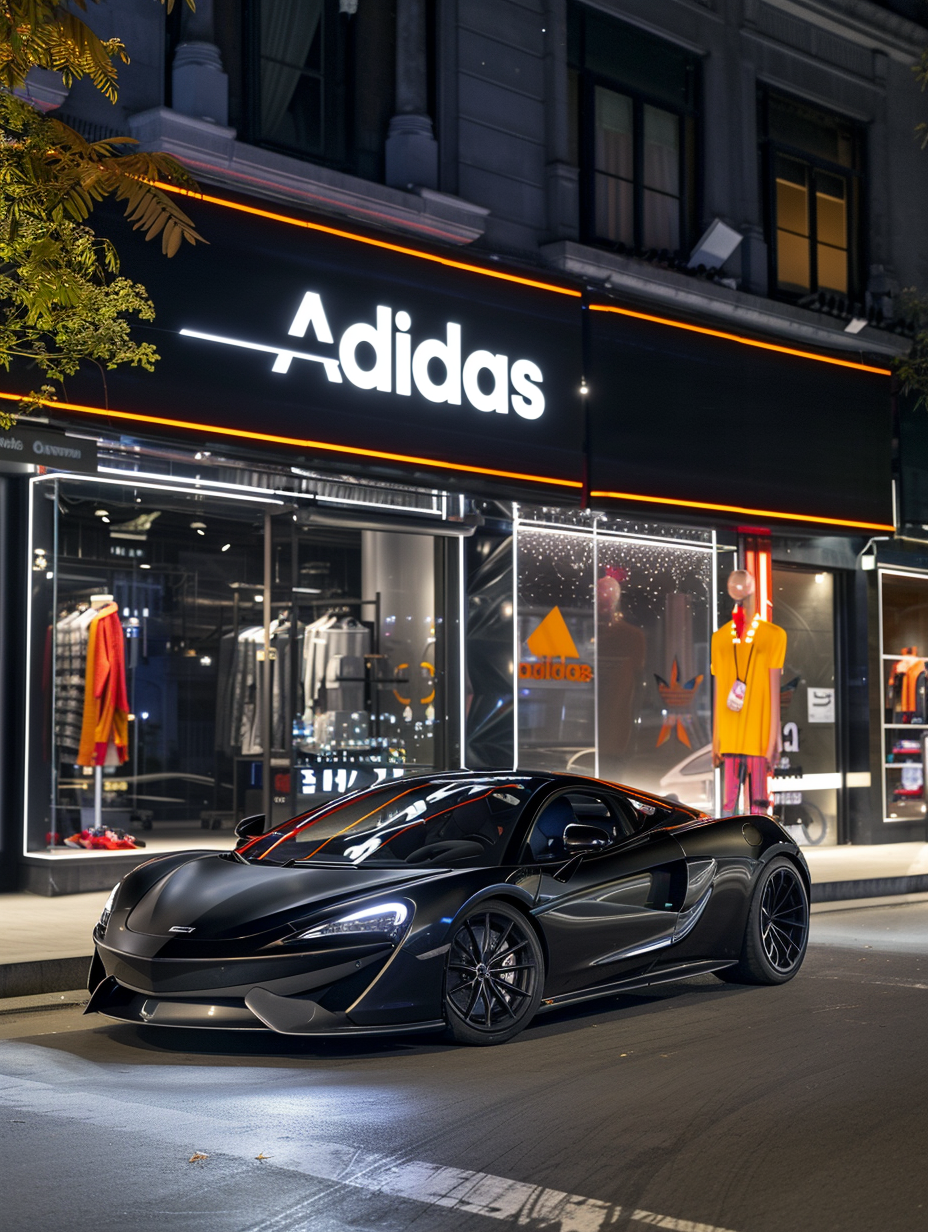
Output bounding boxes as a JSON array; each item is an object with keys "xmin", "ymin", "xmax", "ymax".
[{"xmin": 126, "ymin": 854, "xmax": 434, "ymax": 939}]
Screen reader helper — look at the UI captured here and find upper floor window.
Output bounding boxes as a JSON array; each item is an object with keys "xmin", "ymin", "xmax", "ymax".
[
  {"xmin": 760, "ymin": 93, "xmax": 864, "ymax": 301},
  {"xmin": 568, "ymin": 5, "xmax": 700, "ymax": 257},
  {"xmin": 240, "ymin": 0, "xmax": 395, "ymax": 181}
]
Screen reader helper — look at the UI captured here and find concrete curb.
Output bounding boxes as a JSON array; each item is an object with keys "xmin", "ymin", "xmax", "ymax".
[
  {"xmin": 810, "ymin": 874, "xmax": 928, "ymax": 903},
  {"xmin": 0, "ymin": 956, "xmax": 91, "ymax": 999}
]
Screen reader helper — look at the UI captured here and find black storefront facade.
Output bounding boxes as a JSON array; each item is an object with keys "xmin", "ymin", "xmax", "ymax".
[{"xmin": 0, "ymin": 187, "xmax": 900, "ymax": 894}]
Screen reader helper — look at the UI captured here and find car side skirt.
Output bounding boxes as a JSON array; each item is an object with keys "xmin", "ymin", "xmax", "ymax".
[{"xmin": 536, "ymin": 958, "xmax": 737, "ymax": 1013}]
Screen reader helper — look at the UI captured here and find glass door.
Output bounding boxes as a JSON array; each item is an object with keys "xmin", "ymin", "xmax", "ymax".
[
  {"xmin": 770, "ymin": 567, "xmax": 838, "ymax": 846},
  {"xmin": 879, "ymin": 570, "xmax": 928, "ymax": 827}
]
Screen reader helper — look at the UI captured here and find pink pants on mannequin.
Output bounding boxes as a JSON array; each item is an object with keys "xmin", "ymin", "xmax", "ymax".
[{"xmin": 722, "ymin": 754, "xmax": 770, "ymax": 815}]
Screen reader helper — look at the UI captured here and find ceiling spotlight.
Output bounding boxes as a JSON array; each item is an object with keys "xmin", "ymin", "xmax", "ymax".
[
  {"xmin": 101, "ymin": 516, "xmax": 110, "ymax": 524},
  {"xmin": 140, "ymin": 563, "xmax": 151, "ymax": 570},
  {"xmin": 254, "ymin": 594, "xmax": 264, "ymax": 603},
  {"xmin": 579, "ymin": 380, "xmax": 589, "ymax": 396},
  {"xmin": 94, "ymin": 509, "xmax": 109, "ymax": 518},
  {"xmin": 200, "ymin": 655, "xmax": 212, "ymax": 667},
  {"xmin": 190, "ymin": 521, "xmax": 207, "ymax": 530},
  {"xmin": 196, "ymin": 529, "xmax": 205, "ymax": 536},
  {"xmin": 221, "ymin": 543, "xmax": 231, "ymax": 552}
]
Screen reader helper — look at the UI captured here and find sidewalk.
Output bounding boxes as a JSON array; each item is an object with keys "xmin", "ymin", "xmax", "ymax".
[
  {"xmin": 803, "ymin": 841, "xmax": 928, "ymax": 906},
  {"xmin": 2, "ymin": 842, "xmax": 927, "ymax": 998}
]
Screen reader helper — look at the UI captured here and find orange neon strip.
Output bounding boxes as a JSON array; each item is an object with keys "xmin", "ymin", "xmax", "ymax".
[
  {"xmin": 589, "ymin": 303, "xmax": 892, "ymax": 376},
  {"xmin": 153, "ymin": 181, "xmax": 582, "ymax": 299},
  {"xmin": 589, "ymin": 488, "xmax": 895, "ymax": 533},
  {"xmin": 0, "ymin": 392, "xmax": 583, "ymax": 491}
]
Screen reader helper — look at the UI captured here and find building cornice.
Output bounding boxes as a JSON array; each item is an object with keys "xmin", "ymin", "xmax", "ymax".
[
  {"xmin": 752, "ymin": 0, "xmax": 928, "ymax": 65},
  {"xmin": 127, "ymin": 108, "xmax": 489, "ymax": 247},
  {"xmin": 541, "ymin": 240, "xmax": 910, "ymax": 358}
]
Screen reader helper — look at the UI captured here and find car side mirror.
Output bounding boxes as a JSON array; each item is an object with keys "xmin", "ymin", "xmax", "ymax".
[
  {"xmin": 235, "ymin": 814, "xmax": 266, "ymax": 840},
  {"xmin": 563, "ymin": 823, "xmax": 611, "ymax": 853}
]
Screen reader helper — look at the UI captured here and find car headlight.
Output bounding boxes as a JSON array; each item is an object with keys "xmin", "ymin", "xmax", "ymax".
[
  {"xmin": 98, "ymin": 883, "xmax": 120, "ymax": 931},
  {"xmin": 297, "ymin": 901, "xmax": 410, "ymax": 943}
]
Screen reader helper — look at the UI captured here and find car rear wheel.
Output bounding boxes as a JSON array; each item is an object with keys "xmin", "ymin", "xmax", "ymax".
[
  {"xmin": 719, "ymin": 856, "xmax": 809, "ymax": 985},
  {"xmin": 444, "ymin": 900, "xmax": 543, "ymax": 1045}
]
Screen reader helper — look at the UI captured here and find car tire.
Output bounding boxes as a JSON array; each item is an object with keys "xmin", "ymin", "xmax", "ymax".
[
  {"xmin": 443, "ymin": 900, "xmax": 544, "ymax": 1045},
  {"xmin": 718, "ymin": 856, "xmax": 809, "ymax": 985}
]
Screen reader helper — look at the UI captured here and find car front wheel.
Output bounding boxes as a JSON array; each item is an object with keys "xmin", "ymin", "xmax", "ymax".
[
  {"xmin": 719, "ymin": 856, "xmax": 809, "ymax": 985},
  {"xmin": 444, "ymin": 900, "xmax": 544, "ymax": 1045}
]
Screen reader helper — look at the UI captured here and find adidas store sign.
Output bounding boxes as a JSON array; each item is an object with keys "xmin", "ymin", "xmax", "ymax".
[{"xmin": 181, "ymin": 291, "xmax": 545, "ymax": 421}]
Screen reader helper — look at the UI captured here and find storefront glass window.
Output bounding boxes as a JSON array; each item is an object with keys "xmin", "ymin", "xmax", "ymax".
[
  {"xmin": 879, "ymin": 570, "xmax": 928, "ymax": 826},
  {"xmin": 513, "ymin": 508, "xmax": 715, "ymax": 807},
  {"xmin": 25, "ymin": 474, "xmax": 459, "ymax": 857}
]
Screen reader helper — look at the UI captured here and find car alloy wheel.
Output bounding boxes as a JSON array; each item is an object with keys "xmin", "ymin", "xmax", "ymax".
[
  {"xmin": 719, "ymin": 856, "xmax": 809, "ymax": 986},
  {"xmin": 444, "ymin": 900, "xmax": 543, "ymax": 1045},
  {"xmin": 759, "ymin": 864, "xmax": 808, "ymax": 974}
]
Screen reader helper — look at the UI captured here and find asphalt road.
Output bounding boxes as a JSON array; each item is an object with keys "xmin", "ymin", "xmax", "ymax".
[{"xmin": 1, "ymin": 902, "xmax": 926, "ymax": 1232}]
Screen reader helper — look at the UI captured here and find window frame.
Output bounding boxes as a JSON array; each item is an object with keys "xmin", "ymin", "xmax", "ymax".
[
  {"xmin": 242, "ymin": 0, "xmax": 355, "ymax": 173},
  {"xmin": 759, "ymin": 89, "xmax": 867, "ymax": 303},
  {"xmin": 580, "ymin": 71, "xmax": 698, "ymax": 256},
  {"xmin": 570, "ymin": 9, "xmax": 702, "ymax": 259}
]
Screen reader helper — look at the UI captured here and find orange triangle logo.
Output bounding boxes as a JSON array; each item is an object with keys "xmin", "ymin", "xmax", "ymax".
[{"xmin": 526, "ymin": 606, "xmax": 579, "ymax": 660}]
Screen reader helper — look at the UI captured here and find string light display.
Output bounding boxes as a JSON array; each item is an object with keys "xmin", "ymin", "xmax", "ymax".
[{"xmin": 513, "ymin": 517, "xmax": 715, "ymax": 790}]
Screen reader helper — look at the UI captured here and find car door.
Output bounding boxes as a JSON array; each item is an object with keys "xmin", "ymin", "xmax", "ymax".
[{"xmin": 524, "ymin": 789, "xmax": 689, "ymax": 997}]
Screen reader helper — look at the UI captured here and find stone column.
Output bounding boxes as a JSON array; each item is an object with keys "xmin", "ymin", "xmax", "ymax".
[
  {"xmin": 385, "ymin": 0, "xmax": 439, "ymax": 189},
  {"xmin": 172, "ymin": 0, "xmax": 229, "ymax": 127},
  {"xmin": 543, "ymin": 0, "xmax": 579, "ymax": 239}
]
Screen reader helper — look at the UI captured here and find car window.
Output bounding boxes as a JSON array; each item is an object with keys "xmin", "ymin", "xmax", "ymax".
[
  {"xmin": 239, "ymin": 778, "xmax": 541, "ymax": 866},
  {"xmin": 522, "ymin": 790, "xmax": 630, "ymax": 862}
]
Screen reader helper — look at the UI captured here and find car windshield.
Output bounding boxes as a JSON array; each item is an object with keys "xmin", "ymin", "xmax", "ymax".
[{"xmin": 238, "ymin": 777, "xmax": 542, "ymax": 867}]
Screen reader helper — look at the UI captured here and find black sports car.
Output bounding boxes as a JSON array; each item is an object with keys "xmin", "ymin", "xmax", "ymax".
[{"xmin": 86, "ymin": 771, "xmax": 811, "ymax": 1045}]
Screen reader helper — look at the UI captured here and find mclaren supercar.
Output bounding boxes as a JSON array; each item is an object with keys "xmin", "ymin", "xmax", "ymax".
[{"xmin": 86, "ymin": 771, "xmax": 810, "ymax": 1045}]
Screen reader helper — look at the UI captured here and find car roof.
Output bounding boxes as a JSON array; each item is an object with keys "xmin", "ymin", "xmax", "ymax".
[{"xmin": 403, "ymin": 769, "xmax": 705, "ymax": 819}]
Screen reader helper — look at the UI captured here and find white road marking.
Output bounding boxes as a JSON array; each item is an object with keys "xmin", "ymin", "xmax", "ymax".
[
  {"xmin": 0, "ymin": 1042, "xmax": 740, "ymax": 1232},
  {"xmin": 631, "ymin": 1213, "xmax": 738, "ymax": 1232}
]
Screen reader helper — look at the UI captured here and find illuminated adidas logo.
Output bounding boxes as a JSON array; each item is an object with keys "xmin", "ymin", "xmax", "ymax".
[{"xmin": 519, "ymin": 606, "xmax": 593, "ymax": 683}]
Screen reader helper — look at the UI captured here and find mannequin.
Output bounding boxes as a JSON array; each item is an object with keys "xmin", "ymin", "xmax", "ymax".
[
  {"xmin": 76, "ymin": 593, "xmax": 130, "ymax": 829},
  {"xmin": 711, "ymin": 570, "xmax": 786, "ymax": 816},
  {"xmin": 596, "ymin": 574, "xmax": 646, "ymax": 778}
]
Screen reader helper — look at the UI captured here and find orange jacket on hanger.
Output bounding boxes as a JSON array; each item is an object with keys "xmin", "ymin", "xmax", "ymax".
[
  {"xmin": 76, "ymin": 604, "xmax": 129, "ymax": 767},
  {"xmin": 891, "ymin": 648, "xmax": 925, "ymax": 714}
]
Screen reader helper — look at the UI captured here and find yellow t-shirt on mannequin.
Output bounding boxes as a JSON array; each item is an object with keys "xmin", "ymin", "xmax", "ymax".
[{"xmin": 711, "ymin": 615, "xmax": 787, "ymax": 757}]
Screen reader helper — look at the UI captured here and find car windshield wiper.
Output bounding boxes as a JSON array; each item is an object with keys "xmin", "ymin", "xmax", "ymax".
[{"xmin": 282, "ymin": 857, "xmax": 357, "ymax": 868}]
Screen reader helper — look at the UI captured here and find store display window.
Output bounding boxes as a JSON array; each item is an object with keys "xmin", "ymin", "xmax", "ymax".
[
  {"xmin": 769, "ymin": 568, "xmax": 839, "ymax": 845},
  {"xmin": 25, "ymin": 473, "xmax": 460, "ymax": 857},
  {"xmin": 879, "ymin": 569, "xmax": 928, "ymax": 825},
  {"xmin": 513, "ymin": 509, "xmax": 715, "ymax": 807}
]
